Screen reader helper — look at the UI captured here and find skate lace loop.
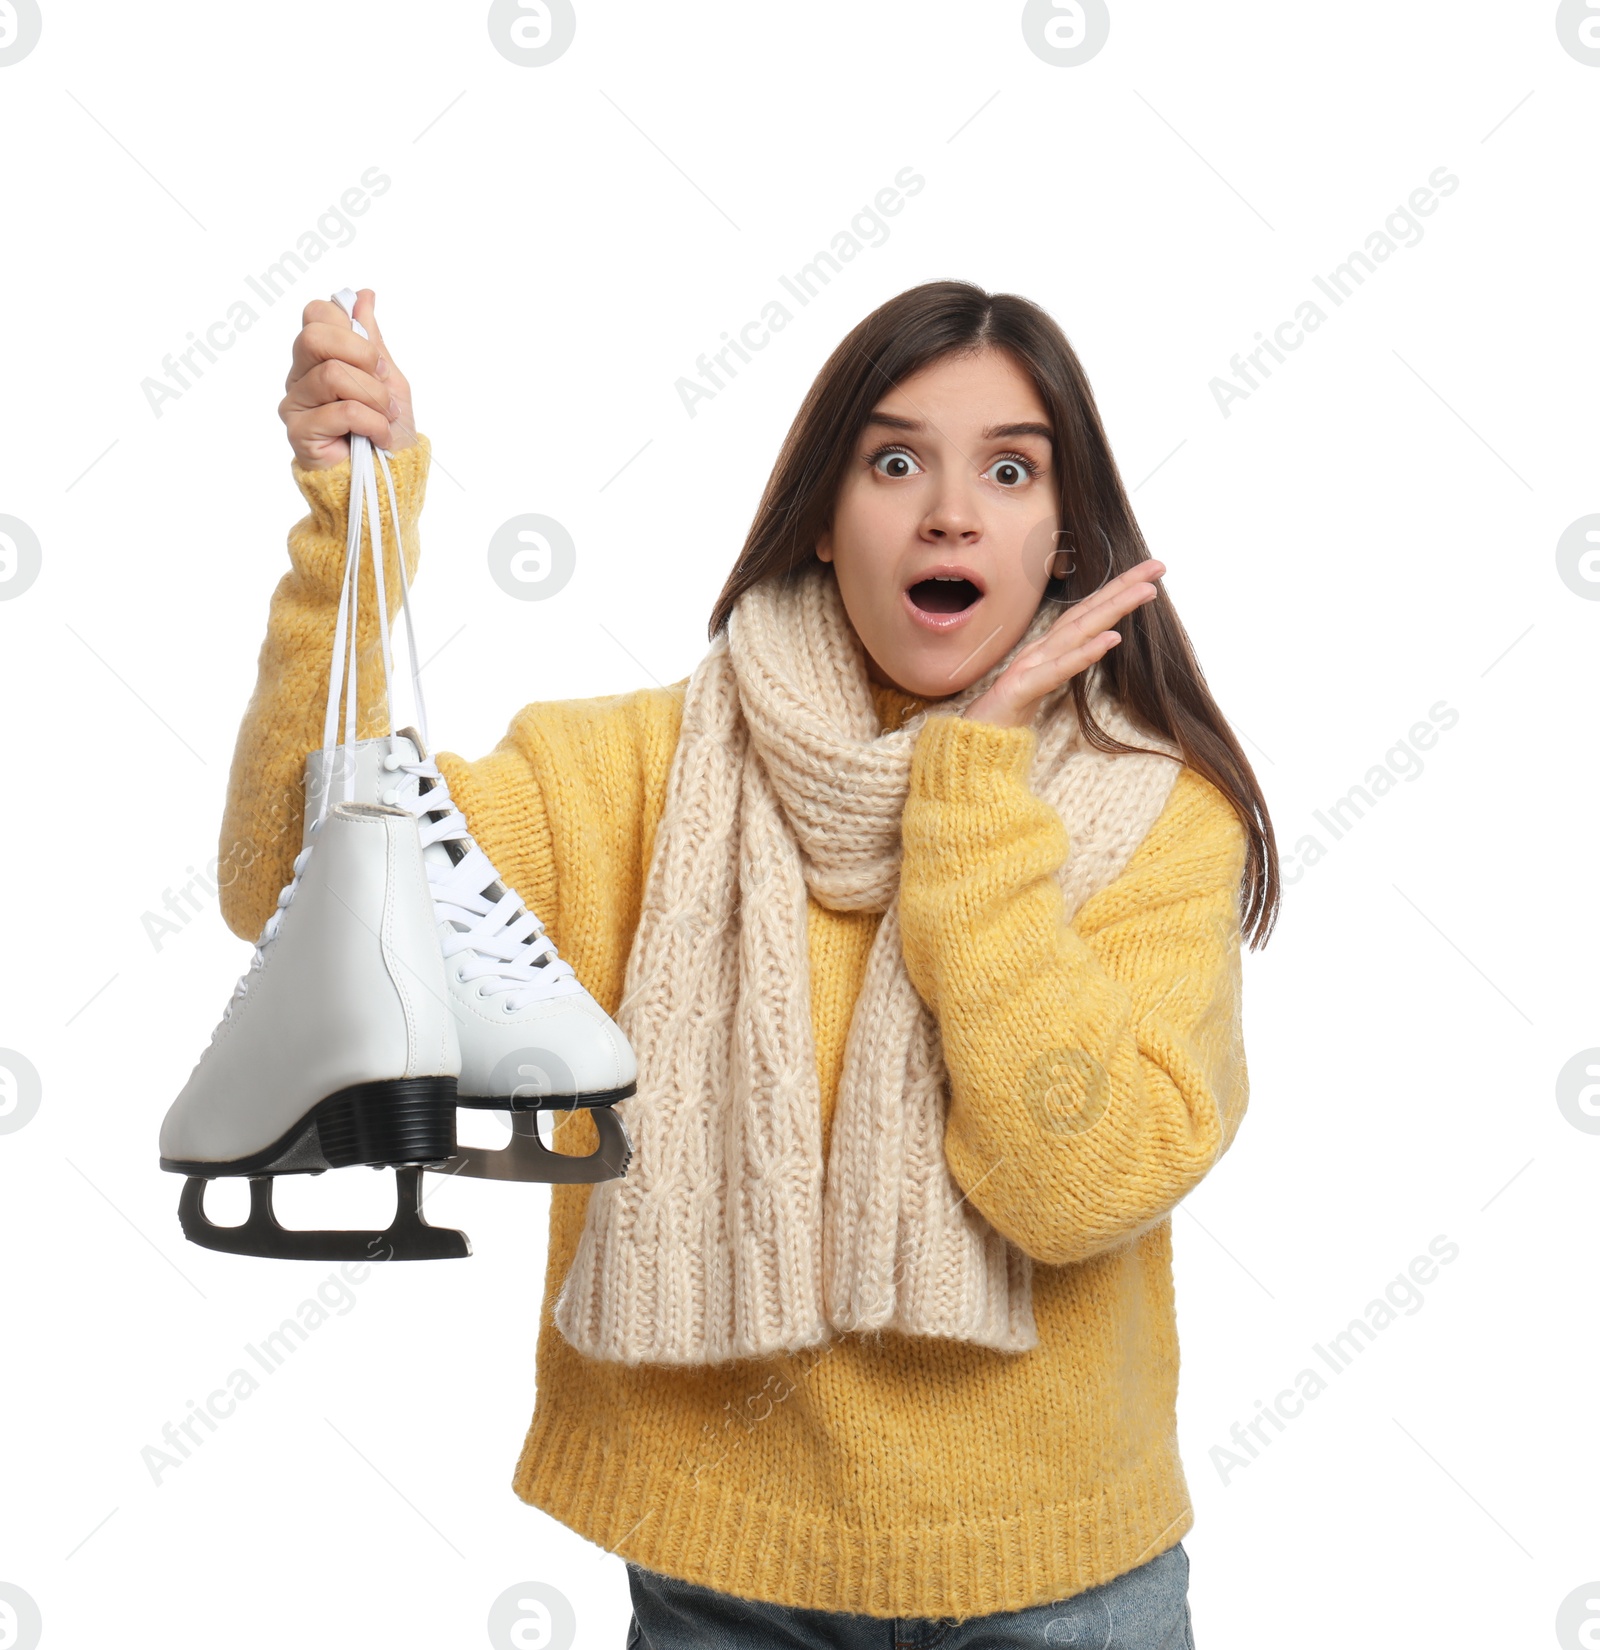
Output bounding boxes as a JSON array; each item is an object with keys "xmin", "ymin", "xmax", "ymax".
[{"xmin": 227, "ymin": 292, "xmax": 577, "ymax": 1024}]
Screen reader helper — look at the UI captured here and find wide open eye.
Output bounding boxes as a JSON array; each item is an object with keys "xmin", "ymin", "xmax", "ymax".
[
  {"xmin": 868, "ymin": 445, "xmax": 922, "ymax": 479},
  {"xmin": 985, "ymin": 452, "xmax": 1039, "ymax": 488}
]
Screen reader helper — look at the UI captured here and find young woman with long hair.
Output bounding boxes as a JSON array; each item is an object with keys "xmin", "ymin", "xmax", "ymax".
[{"xmin": 228, "ymin": 279, "xmax": 1278, "ymax": 1647}]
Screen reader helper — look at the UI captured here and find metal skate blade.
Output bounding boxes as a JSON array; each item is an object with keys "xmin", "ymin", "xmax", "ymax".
[
  {"xmin": 432, "ymin": 1106, "xmax": 632, "ymax": 1184},
  {"xmin": 179, "ymin": 1167, "xmax": 471, "ymax": 1261}
]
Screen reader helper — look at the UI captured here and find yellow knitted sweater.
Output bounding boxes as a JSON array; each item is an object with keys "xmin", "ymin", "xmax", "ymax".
[{"xmin": 219, "ymin": 436, "xmax": 1250, "ymax": 1622}]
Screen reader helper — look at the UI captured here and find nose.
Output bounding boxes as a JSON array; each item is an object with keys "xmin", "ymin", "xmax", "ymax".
[{"xmin": 920, "ymin": 472, "xmax": 981, "ymax": 544}]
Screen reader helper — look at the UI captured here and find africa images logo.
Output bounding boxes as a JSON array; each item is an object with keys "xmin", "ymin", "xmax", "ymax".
[{"xmin": 0, "ymin": 0, "xmax": 42, "ymax": 66}]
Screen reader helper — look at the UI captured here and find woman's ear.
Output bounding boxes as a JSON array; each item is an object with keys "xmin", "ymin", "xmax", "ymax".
[{"xmin": 815, "ymin": 531, "xmax": 833, "ymax": 565}]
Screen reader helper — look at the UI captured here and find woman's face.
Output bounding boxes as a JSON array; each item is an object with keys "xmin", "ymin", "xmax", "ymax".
[{"xmin": 816, "ymin": 345, "xmax": 1059, "ymax": 701}]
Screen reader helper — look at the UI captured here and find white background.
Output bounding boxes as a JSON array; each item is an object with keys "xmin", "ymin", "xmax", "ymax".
[{"xmin": 1, "ymin": 2, "xmax": 1596, "ymax": 1646}]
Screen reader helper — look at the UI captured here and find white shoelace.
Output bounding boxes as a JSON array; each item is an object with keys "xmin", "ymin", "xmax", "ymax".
[
  {"xmin": 375, "ymin": 748, "xmax": 578, "ymax": 1008},
  {"xmin": 221, "ymin": 290, "xmax": 583, "ymax": 1023},
  {"xmin": 219, "ymin": 288, "xmax": 577, "ymax": 1025}
]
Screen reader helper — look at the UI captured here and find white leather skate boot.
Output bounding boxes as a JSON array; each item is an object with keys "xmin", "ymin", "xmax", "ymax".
[
  {"xmin": 160, "ymin": 802, "xmax": 470, "ymax": 1260},
  {"xmin": 303, "ymin": 732, "xmax": 635, "ymax": 1184}
]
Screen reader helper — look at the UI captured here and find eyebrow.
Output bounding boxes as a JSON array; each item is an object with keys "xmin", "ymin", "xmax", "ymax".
[{"xmin": 864, "ymin": 413, "xmax": 1054, "ymax": 443}]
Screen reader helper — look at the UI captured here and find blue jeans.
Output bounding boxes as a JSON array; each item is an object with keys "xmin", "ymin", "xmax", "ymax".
[{"xmin": 624, "ymin": 1541, "xmax": 1194, "ymax": 1648}]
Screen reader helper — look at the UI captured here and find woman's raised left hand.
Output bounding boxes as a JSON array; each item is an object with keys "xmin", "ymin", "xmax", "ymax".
[{"xmin": 963, "ymin": 558, "xmax": 1166, "ymax": 730}]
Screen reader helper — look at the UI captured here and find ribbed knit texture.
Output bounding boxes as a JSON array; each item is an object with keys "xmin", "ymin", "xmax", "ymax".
[{"xmin": 218, "ymin": 437, "xmax": 1252, "ymax": 1622}]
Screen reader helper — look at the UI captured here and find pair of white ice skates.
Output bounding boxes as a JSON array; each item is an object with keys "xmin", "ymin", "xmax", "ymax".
[{"xmin": 158, "ymin": 290, "xmax": 635, "ymax": 1261}]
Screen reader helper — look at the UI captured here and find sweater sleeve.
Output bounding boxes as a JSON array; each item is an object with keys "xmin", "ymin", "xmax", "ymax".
[
  {"xmin": 214, "ymin": 432, "xmax": 684, "ymax": 979},
  {"xmin": 216, "ymin": 437, "xmax": 433, "ymax": 940},
  {"xmin": 897, "ymin": 712, "xmax": 1251, "ymax": 1268}
]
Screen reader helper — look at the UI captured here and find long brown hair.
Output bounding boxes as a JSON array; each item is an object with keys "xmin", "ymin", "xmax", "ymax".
[{"xmin": 708, "ymin": 281, "xmax": 1280, "ymax": 949}]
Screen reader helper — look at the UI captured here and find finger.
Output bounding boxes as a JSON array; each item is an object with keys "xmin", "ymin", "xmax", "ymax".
[
  {"xmin": 301, "ymin": 297, "xmax": 353, "ymax": 332},
  {"xmin": 284, "ymin": 358, "xmax": 398, "ymax": 424},
  {"xmin": 355, "ymin": 292, "xmax": 413, "ymax": 398},
  {"xmin": 1076, "ymin": 570, "xmax": 1162, "ymax": 631},
  {"xmin": 282, "ymin": 396, "xmax": 393, "ymax": 458},
  {"xmin": 1072, "ymin": 559, "xmax": 1165, "ymax": 621},
  {"xmin": 1047, "ymin": 563, "xmax": 1163, "ymax": 648},
  {"xmin": 1029, "ymin": 599, "xmax": 1147, "ymax": 684},
  {"xmin": 1052, "ymin": 598, "xmax": 1153, "ymax": 675},
  {"xmin": 288, "ymin": 320, "xmax": 382, "ymax": 390},
  {"xmin": 1009, "ymin": 628, "xmax": 1123, "ymax": 702},
  {"xmin": 351, "ymin": 288, "xmax": 393, "ymax": 378}
]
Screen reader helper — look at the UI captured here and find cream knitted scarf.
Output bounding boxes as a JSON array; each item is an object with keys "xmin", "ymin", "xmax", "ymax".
[{"xmin": 553, "ymin": 561, "xmax": 1183, "ymax": 1366}]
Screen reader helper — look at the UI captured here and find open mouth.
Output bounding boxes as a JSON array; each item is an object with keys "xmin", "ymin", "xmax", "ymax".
[{"xmin": 906, "ymin": 576, "xmax": 983, "ymax": 614}]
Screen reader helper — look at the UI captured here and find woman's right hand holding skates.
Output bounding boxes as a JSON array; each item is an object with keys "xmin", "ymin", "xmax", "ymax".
[{"xmin": 280, "ymin": 287, "xmax": 416, "ymax": 470}]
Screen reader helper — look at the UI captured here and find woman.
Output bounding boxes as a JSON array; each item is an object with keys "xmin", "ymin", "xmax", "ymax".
[{"xmin": 234, "ymin": 280, "xmax": 1277, "ymax": 1646}]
